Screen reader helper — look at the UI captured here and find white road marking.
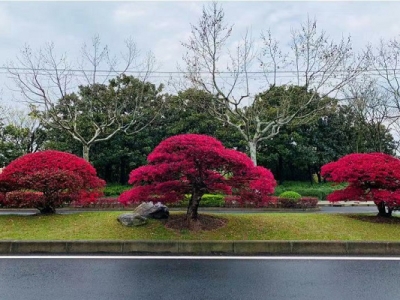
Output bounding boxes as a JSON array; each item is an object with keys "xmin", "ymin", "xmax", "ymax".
[{"xmin": 0, "ymin": 255, "xmax": 400, "ymax": 260}]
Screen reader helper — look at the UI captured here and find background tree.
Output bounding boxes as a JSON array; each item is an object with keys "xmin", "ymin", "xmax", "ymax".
[
  {"xmin": 88, "ymin": 89, "xmax": 244, "ymax": 184},
  {"xmin": 0, "ymin": 150, "xmax": 105, "ymax": 214},
  {"xmin": 182, "ymin": 2, "xmax": 364, "ymax": 165},
  {"xmin": 260, "ymin": 103, "xmax": 396, "ymax": 183},
  {"xmin": 119, "ymin": 134, "xmax": 276, "ymax": 225},
  {"xmin": 0, "ymin": 106, "xmax": 46, "ymax": 166},
  {"xmin": 321, "ymin": 153, "xmax": 400, "ymax": 217},
  {"xmin": 7, "ymin": 36, "xmax": 162, "ymax": 161},
  {"xmin": 344, "ymin": 76, "xmax": 397, "ymax": 152}
]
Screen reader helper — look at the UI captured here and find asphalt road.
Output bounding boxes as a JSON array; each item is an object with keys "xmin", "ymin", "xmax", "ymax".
[{"xmin": 0, "ymin": 256, "xmax": 399, "ymax": 300}]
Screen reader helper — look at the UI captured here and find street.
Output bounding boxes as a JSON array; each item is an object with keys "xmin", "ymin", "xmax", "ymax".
[{"xmin": 0, "ymin": 256, "xmax": 399, "ymax": 300}]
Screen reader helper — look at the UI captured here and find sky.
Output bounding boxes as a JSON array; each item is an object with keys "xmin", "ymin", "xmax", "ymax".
[{"xmin": 0, "ymin": 0, "xmax": 400, "ymax": 107}]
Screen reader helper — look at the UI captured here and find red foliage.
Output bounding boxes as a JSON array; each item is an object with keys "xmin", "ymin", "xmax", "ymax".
[
  {"xmin": 119, "ymin": 134, "xmax": 276, "ymax": 214},
  {"xmin": 321, "ymin": 153, "xmax": 400, "ymax": 210},
  {"xmin": 2, "ymin": 191, "xmax": 44, "ymax": 208},
  {"xmin": 0, "ymin": 150, "xmax": 105, "ymax": 212}
]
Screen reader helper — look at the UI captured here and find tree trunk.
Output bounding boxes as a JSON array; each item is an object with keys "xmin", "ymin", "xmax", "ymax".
[
  {"xmin": 119, "ymin": 156, "xmax": 128, "ymax": 184},
  {"xmin": 82, "ymin": 144, "xmax": 90, "ymax": 161},
  {"xmin": 277, "ymin": 154, "xmax": 284, "ymax": 184},
  {"xmin": 248, "ymin": 140, "xmax": 257, "ymax": 166},
  {"xmin": 308, "ymin": 165, "xmax": 313, "ymax": 185},
  {"xmin": 316, "ymin": 171, "xmax": 322, "ymax": 184},
  {"xmin": 376, "ymin": 201, "xmax": 392, "ymax": 217},
  {"xmin": 104, "ymin": 163, "xmax": 113, "ymax": 183},
  {"xmin": 186, "ymin": 188, "xmax": 204, "ymax": 222},
  {"xmin": 37, "ymin": 205, "xmax": 56, "ymax": 214}
]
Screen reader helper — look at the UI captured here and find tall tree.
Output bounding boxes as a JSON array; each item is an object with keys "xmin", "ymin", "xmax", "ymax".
[
  {"xmin": 344, "ymin": 76, "xmax": 397, "ymax": 153},
  {"xmin": 7, "ymin": 36, "xmax": 162, "ymax": 161},
  {"xmin": 0, "ymin": 106, "xmax": 46, "ymax": 165},
  {"xmin": 182, "ymin": 2, "xmax": 364, "ymax": 165}
]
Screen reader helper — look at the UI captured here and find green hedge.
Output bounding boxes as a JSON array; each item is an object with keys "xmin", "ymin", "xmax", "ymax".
[
  {"xmin": 103, "ymin": 185, "xmax": 131, "ymax": 197},
  {"xmin": 178, "ymin": 194, "xmax": 225, "ymax": 207},
  {"xmin": 274, "ymin": 182, "xmax": 346, "ymax": 200}
]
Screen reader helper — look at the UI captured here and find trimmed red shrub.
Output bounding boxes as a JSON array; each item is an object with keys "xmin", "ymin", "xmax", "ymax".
[
  {"xmin": 321, "ymin": 152, "xmax": 400, "ymax": 217},
  {"xmin": 3, "ymin": 191, "xmax": 44, "ymax": 208},
  {"xmin": 0, "ymin": 150, "xmax": 105, "ymax": 214},
  {"xmin": 119, "ymin": 134, "xmax": 276, "ymax": 221},
  {"xmin": 298, "ymin": 197, "xmax": 319, "ymax": 209}
]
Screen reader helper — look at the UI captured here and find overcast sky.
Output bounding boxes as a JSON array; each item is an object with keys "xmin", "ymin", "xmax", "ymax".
[{"xmin": 1, "ymin": 1, "xmax": 399, "ymax": 106}]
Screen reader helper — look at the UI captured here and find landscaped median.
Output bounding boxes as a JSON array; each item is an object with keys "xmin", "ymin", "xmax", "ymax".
[
  {"xmin": 1, "ymin": 240, "xmax": 400, "ymax": 255},
  {"xmin": 0, "ymin": 211, "xmax": 399, "ymax": 255}
]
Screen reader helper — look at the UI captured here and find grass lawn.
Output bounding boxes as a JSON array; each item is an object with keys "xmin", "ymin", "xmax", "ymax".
[{"xmin": 0, "ymin": 212, "xmax": 399, "ymax": 241}]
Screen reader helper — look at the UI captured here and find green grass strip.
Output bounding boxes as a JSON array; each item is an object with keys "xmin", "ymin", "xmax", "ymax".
[{"xmin": 0, "ymin": 212, "xmax": 399, "ymax": 241}]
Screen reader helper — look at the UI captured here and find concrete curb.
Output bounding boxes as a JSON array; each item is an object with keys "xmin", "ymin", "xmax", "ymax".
[{"xmin": 1, "ymin": 240, "xmax": 400, "ymax": 255}]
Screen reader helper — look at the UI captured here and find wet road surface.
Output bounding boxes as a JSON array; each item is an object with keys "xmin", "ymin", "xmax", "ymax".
[{"xmin": 0, "ymin": 256, "xmax": 399, "ymax": 300}]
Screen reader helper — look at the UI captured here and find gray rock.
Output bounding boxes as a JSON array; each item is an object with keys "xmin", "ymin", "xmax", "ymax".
[
  {"xmin": 134, "ymin": 201, "xmax": 169, "ymax": 219},
  {"xmin": 117, "ymin": 213, "xmax": 147, "ymax": 227}
]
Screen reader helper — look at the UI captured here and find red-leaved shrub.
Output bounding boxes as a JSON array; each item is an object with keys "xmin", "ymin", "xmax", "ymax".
[
  {"xmin": 2, "ymin": 191, "xmax": 44, "ymax": 208},
  {"xmin": 0, "ymin": 150, "xmax": 105, "ymax": 214},
  {"xmin": 298, "ymin": 197, "xmax": 319, "ymax": 209},
  {"xmin": 321, "ymin": 152, "xmax": 400, "ymax": 216},
  {"xmin": 119, "ymin": 134, "xmax": 276, "ymax": 220}
]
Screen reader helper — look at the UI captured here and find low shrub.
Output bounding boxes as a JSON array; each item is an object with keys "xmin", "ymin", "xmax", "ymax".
[
  {"xmin": 278, "ymin": 191, "xmax": 301, "ymax": 208},
  {"xmin": 224, "ymin": 195, "xmax": 278, "ymax": 208},
  {"xmin": 279, "ymin": 191, "xmax": 302, "ymax": 200},
  {"xmin": 297, "ymin": 197, "xmax": 319, "ymax": 209},
  {"xmin": 3, "ymin": 191, "xmax": 44, "ymax": 208},
  {"xmin": 176, "ymin": 194, "xmax": 226, "ymax": 207},
  {"xmin": 201, "ymin": 194, "xmax": 225, "ymax": 207},
  {"xmin": 278, "ymin": 197, "xmax": 298, "ymax": 208},
  {"xmin": 103, "ymin": 185, "xmax": 131, "ymax": 197},
  {"xmin": 274, "ymin": 182, "xmax": 347, "ymax": 200},
  {"xmin": 71, "ymin": 197, "xmax": 122, "ymax": 208}
]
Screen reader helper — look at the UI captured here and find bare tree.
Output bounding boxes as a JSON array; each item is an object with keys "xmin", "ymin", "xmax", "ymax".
[
  {"xmin": 182, "ymin": 2, "xmax": 365, "ymax": 165},
  {"xmin": 7, "ymin": 36, "xmax": 162, "ymax": 161},
  {"xmin": 344, "ymin": 76, "xmax": 397, "ymax": 152}
]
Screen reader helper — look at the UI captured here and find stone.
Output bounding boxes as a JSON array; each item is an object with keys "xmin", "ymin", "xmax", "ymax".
[
  {"xmin": 133, "ymin": 201, "xmax": 169, "ymax": 219},
  {"xmin": 117, "ymin": 213, "xmax": 148, "ymax": 227}
]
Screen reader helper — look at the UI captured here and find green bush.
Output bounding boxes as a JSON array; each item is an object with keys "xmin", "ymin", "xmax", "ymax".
[
  {"xmin": 274, "ymin": 181, "xmax": 347, "ymax": 200},
  {"xmin": 173, "ymin": 194, "xmax": 225, "ymax": 208},
  {"xmin": 278, "ymin": 191, "xmax": 301, "ymax": 200},
  {"xmin": 278, "ymin": 191, "xmax": 301, "ymax": 208},
  {"xmin": 103, "ymin": 185, "xmax": 131, "ymax": 197},
  {"xmin": 200, "ymin": 194, "xmax": 225, "ymax": 207}
]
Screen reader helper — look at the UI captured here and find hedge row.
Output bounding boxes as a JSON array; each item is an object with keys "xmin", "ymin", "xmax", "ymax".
[{"xmin": 70, "ymin": 194, "xmax": 318, "ymax": 209}]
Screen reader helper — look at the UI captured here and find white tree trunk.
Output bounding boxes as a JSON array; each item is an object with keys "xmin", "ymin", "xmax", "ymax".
[
  {"xmin": 82, "ymin": 144, "xmax": 90, "ymax": 162},
  {"xmin": 248, "ymin": 140, "xmax": 257, "ymax": 166}
]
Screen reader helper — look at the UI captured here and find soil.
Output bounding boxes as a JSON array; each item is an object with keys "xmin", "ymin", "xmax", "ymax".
[{"xmin": 164, "ymin": 214, "xmax": 228, "ymax": 231}]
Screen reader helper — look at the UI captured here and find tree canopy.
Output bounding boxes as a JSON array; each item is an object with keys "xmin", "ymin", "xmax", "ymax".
[
  {"xmin": 119, "ymin": 134, "xmax": 276, "ymax": 223},
  {"xmin": 321, "ymin": 153, "xmax": 400, "ymax": 217},
  {"xmin": 0, "ymin": 150, "xmax": 105, "ymax": 214}
]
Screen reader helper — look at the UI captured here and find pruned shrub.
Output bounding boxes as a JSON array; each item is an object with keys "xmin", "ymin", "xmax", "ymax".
[
  {"xmin": 279, "ymin": 191, "xmax": 301, "ymax": 200},
  {"xmin": 0, "ymin": 150, "xmax": 106, "ymax": 214},
  {"xmin": 2, "ymin": 191, "xmax": 44, "ymax": 208},
  {"xmin": 278, "ymin": 191, "xmax": 301, "ymax": 208},
  {"xmin": 322, "ymin": 152, "xmax": 400, "ymax": 217},
  {"xmin": 297, "ymin": 197, "xmax": 319, "ymax": 209}
]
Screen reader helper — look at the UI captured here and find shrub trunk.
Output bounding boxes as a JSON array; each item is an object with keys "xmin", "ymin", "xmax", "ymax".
[
  {"xmin": 186, "ymin": 187, "xmax": 205, "ymax": 221},
  {"xmin": 376, "ymin": 202, "xmax": 393, "ymax": 217},
  {"xmin": 37, "ymin": 205, "xmax": 56, "ymax": 214}
]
